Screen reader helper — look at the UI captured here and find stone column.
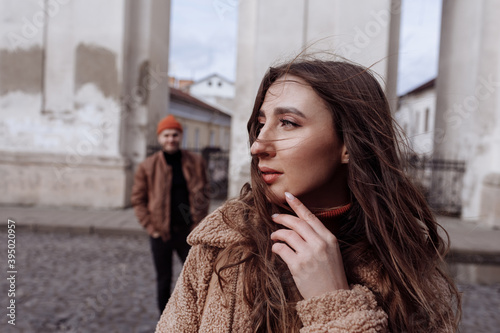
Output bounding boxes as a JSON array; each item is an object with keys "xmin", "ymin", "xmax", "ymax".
[
  {"xmin": 146, "ymin": 0, "xmax": 171, "ymax": 153},
  {"xmin": 476, "ymin": 0, "xmax": 500, "ymax": 226},
  {"xmin": 229, "ymin": 0, "xmax": 305, "ymax": 198},
  {"xmin": 434, "ymin": 0, "xmax": 500, "ymax": 220},
  {"xmin": 121, "ymin": 0, "xmax": 171, "ymax": 204}
]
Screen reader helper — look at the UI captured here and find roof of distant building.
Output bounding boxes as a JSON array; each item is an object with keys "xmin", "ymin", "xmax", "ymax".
[
  {"xmin": 400, "ymin": 78, "xmax": 436, "ymax": 98},
  {"xmin": 189, "ymin": 73, "xmax": 234, "ymax": 86},
  {"xmin": 170, "ymin": 87, "xmax": 231, "ymax": 118},
  {"xmin": 168, "ymin": 77, "xmax": 194, "ymax": 89}
]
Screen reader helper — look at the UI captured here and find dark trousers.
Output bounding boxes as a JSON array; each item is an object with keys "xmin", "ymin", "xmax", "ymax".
[{"xmin": 150, "ymin": 231, "xmax": 191, "ymax": 315}]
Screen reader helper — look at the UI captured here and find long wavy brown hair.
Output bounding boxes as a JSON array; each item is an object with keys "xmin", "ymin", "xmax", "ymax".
[{"xmin": 216, "ymin": 58, "xmax": 461, "ymax": 332}]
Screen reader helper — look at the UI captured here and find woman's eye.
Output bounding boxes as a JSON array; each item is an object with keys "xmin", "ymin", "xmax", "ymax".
[{"xmin": 279, "ymin": 119, "xmax": 298, "ymax": 127}]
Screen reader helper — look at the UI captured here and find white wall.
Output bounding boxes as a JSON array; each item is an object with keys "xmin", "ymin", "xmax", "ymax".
[
  {"xmin": 189, "ymin": 75, "xmax": 235, "ymax": 99},
  {"xmin": 396, "ymin": 88, "xmax": 436, "ymax": 155},
  {"xmin": 0, "ymin": 0, "xmax": 171, "ymax": 208},
  {"xmin": 1, "ymin": 0, "xmax": 124, "ymax": 157}
]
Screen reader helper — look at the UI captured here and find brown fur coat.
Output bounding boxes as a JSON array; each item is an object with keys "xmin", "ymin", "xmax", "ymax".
[
  {"xmin": 156, "ymin": 200, "xmax": 393, "ymax": 332},
  {"xmin": 157, "ymin": 198, "xmax": 458, "ymax": 332}
]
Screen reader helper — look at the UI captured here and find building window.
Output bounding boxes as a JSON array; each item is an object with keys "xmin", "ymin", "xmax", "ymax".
[
  {"xmin": 209, "ymin": 130, "xmax": 215, "ymax": 146},
  {"xmin": 218, "ymin": 81, "xmax": 222, "ymax": 87},
  {"xmin": 208, "ymin": 80, "xmax": 212, "ymax": 86},
  {"xmin": 195, "ymin": 128, "xmax": 200, "ymax": 150},
  {"xmin": 224, "ymin": 129, "xmax": 230, "ymax": 150},
  {"xmin": 425, "ymin": 108, "xmax": 430, "ymax": 132},
  {"xmin": 182, "ymin": 125, "xmax": 188, "ymax": 149},
  {"xmin": 416, "ymin": 112, "xmax": 421, "ymax": 134}
]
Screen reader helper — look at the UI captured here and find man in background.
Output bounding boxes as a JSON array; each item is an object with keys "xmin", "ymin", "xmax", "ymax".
[{"xmin": 131, "ymin": 114, "xmax": 209, "ymax": 315}]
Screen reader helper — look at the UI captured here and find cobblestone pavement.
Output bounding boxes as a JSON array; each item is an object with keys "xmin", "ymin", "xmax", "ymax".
[
  {"xmin": 1, "ymin": 229, "xmax": 500, "ymax": 333},
  {"xmin": 1, "ymin": 229, "xmax": 177, "ymax": 333}
]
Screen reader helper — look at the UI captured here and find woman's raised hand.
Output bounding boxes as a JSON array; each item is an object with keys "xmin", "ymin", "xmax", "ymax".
[{"xmin": 270, "ymin": 192, "xmax": 349, "ymax": 300}]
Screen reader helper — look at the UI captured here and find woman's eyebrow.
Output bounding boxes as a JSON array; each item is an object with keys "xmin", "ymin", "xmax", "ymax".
[
  {"xmin": 258, "ymin": 106, "xmax": 307, "ymax": 119},
  {"xmin": 274, "ymin": 106, "xmax": 306, "ymax": 118}
]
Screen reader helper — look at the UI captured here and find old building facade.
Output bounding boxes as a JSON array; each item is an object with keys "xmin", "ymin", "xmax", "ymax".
[
  {"xmin": 168, "ymin": 87, "xmax": 231, "ymax": 152},
  {"xmin": 396, "ymin": 79, "xmax": 437, "ymax": 156},
  {"xmin": 1, "ymin": 0, "xmax": 171, "ymax": 208},
  {"xmin": 3, "ymin": 1, "xmax": 500, "ymax": 226}
]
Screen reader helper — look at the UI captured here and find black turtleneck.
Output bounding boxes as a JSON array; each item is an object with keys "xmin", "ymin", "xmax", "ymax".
[{"xmin": 164, "ymin": 150, "xmax": 191, "ymax": 233}]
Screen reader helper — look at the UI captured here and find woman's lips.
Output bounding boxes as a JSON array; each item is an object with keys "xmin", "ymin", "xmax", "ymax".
[
  {"xmin": 259, "ymin": 167, "xmax": 282, "ymax": 184},
  {"xmin": 262, "ymin": 173, "xmax": 281, "ymax": 184}
]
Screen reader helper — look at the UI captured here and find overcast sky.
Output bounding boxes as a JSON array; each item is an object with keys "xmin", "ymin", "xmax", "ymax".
[
  {"xmin": 168, "ymin": 0, "xmax": 238, "ymax": 82},
  {"xmin": 397, "ymin": 0, "xmax": 442, "ymax": 95},
  {"xmin": 168, "ymin": 0, "xmax": 442, "ymax": 96}
]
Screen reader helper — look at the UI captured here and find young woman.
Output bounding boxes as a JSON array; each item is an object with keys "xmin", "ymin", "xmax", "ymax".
[{"xmin": 156, "ymin": 59, "xmax": 461, "ymax": 332}]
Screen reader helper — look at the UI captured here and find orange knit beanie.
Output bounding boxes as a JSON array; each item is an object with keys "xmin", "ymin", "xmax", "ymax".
[{"xmin": 157, "ymin": 115, "xmax": 183, "ymax": 134}]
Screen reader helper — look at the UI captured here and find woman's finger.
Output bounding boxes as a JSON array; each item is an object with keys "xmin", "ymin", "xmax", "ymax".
[
  {"xmin": 271, "ymin": 241, "xmax": 297, "ymax": 265},
  {"xmin": 270, "ymin": 228, "xmax": 307, "ymax": 253},
  {"xmin": 272, "ymin": 213, "xmax": 317, "ymax": 241},
  {"xmin": 284, "ymin": 192, "xmax": 330, "ymax": 234}
]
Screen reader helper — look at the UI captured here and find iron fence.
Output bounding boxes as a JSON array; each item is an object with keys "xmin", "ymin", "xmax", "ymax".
[
  {"xmin": 146, "ymin": 145, "xmax": 229, "ymax": 200},
  {"xmin": 201, "ymin": 147, "xmax": 229, "ymax": 199},
  {"xmin": 406, "ymin": 155, "xmax": 466, "ymax": 217}
]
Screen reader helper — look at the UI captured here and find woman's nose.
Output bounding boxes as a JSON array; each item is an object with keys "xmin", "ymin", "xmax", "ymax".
[{"xmin": 250, "ymin": 129, "xmax": 276, "ymax": 158}]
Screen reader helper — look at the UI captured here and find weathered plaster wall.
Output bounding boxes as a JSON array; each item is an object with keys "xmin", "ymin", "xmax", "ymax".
[
  {"xmin": 1, "ymin": 0, "xmax": 45, "ymax": 157},
  {"xmin": 396, "ymin": 88, "xmax": 437, "ymax": 155},
  {"xmin": 0, "ymin": 46, "xmax": 44, "ymax": 95},
  {"xmin": 0, "ymin": 153, "xmax": 130, "ymax": 208},
  {"xmin": 1, "ymin": 0, "xmax": 124, "ymax": 157},
  {"xmin": 0, "ymin": 0, "xmax": 170, "ymax": 208},
  {"xmin": 75, "ymin": 44, "xmax": 120, "ymax": 99}
]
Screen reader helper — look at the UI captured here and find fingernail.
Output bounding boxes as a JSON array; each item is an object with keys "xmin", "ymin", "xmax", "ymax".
[
  {"xmin": 285, "ymin": 192, "xmax": 294, "ymax": 200},
  {"xmin": 271, "ymin": 213, "xmax": 279, "ymax": 218}
]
